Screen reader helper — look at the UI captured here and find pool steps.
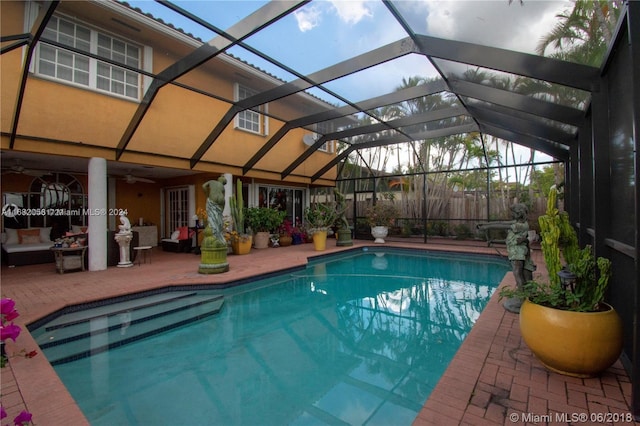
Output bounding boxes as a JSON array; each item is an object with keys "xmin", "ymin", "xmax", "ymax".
[{"xmin": 32, "ymin": 291, "xmax": 224, "ymax": 365}]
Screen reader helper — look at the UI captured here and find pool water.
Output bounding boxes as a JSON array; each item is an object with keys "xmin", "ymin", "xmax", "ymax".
[{"xmin": 30, "ymin": 248, "xmax": 509, "ymax": 425}]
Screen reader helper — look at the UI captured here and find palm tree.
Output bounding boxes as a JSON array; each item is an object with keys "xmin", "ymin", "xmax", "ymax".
[{"xmin": 536, "ymin": 0, "xmax": 622, "ymax": 67}]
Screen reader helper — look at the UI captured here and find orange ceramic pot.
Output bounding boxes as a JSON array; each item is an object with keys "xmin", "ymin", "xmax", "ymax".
[
  {"xmin": 519, "ymin": 299, "xmax": 623, "ymax": 377},
  {"xmin": 231, "ymin": 236, "xmax": 252, "ymax": 255}
]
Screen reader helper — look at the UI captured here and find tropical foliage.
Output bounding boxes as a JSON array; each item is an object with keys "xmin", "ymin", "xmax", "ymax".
[
  {"xmin": 500, "ymin": 187, "xmax": 612, "ymax": 312},
  {"xmin": 245, "ymin": 207, "xmax": 285, "ymax": 233},
  {"xmin": 364, "ymin": 203, "xmax": 399, "ymax": 227},
  {"xmin": 304, "ymin": 203, "xmax": 337, "ymax": 231},
  {"xmin": 334, "ymin": 0, "xmax": 620, "ymax": 227}
]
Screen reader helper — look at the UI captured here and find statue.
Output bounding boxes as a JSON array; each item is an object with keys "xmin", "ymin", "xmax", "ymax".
[
  {"xmin": 202, "ymin": 176, "xmax": 227, "ymax": 244},
  {"xmin": 504, "ymin": 203, "xmax": 536, "ymax": 313},
  {"xmin": 114, "ymin": 213, "xmax": 133, "ymax": 267},
  {"xmin": 199, "ymin": 175, "xmax": 229, "ymax": 274},
  {"xmin": 118, "ymin": 214, "xmax": 131, "ymax": 234},
  {"xmin": 334, "ymin": 188, "xmax": 353, "ymax": 247}
]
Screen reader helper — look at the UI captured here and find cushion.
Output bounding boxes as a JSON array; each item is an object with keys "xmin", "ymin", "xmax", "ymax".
[
  {"xmin": 21, "ymin": 234, "xmax": 41, "ymax": 244},
  {"xmin": 17, "ymin": 229, "xmax": 40, "ymax": 244},
  {"xmin": 171, "ymin": 230, "xmax": 181, "ymax": 240},
  {"xmin": 5, "ymin": 228, "xmax": 18, "ymax": 245},
  {"xmin": 39, "ymin": 227, "xmax": 52, "ymax": 243},
  {"xmin": 177, "ymin": 226, "xmax": 189, "ymax": 240},
  {"xmin": 71, "ymin": 225, "xmax": 88, "ymax": 234}
]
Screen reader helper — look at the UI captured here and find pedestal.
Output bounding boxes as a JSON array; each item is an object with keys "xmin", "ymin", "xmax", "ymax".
[
  {"xmin": 114, "ymin": 232, "xmax": 134, "ymax": 268},
  {"xmin": 336, "ymin": 227, "xmax": 353, "ymax": 246},
  {"xmin": 199, "ymin": 246, "xmax": 229, "ymax": 274}
]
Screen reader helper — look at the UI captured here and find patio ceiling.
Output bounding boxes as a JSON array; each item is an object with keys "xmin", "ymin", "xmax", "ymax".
[{"xmin": 3, "ymin": 0, "xmax": 606, "ymax": 182}]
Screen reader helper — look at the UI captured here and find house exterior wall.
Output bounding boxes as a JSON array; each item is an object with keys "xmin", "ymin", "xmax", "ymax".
[{"xmin": 0, "ymin": 0, "xmax": 337, "ymax": 185}]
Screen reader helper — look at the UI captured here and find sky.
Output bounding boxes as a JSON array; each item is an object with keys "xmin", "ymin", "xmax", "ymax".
[
  {"xmin": 128, "ymin": 0, "xmax": 572, "ymax": 103},
  {"xmin": 126, "ymin": 0, "xmax": 573, "ymax": 170}
]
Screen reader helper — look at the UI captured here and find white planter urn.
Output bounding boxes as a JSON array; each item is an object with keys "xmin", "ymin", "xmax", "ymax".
[{"xmin": 371, "ymin": 226, "xmax": 388, "ymax": 243}]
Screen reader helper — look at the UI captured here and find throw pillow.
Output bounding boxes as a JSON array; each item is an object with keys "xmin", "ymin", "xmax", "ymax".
[
  {"xmin": 5, "ymin": 228, "xmax": 18, "ymax": 245},
  {"xmin": 17, "ymin": 229, "xmax": 40, "ymax": 244},
  {"xmin": 178, "ymin": 226, "xmax": 189, "ymax": 240},
  {"xmin": 171, "ymin": 230, "xmax": 181, "ymax": 240},
  {"xmin": 39, "ymin": 227, "xmax": 52, "ymax": 243},
  {"xmin": 72, "ymin": 225, "xmax": 88, "ymax": 234},
  {"xmin": 21, "ymin": 234, "xmax": 41, "ymax": 244}
]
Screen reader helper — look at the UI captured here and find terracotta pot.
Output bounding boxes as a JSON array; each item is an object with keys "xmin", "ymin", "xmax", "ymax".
[
  {"xmin": 279, "ymin": 235, "xmax": 292, "ymax": 247},
  {"xmin": 253, "ymin": 231, "xmax": 270, "ymax": 249},
  {"xmin": 519, "ymin": 299, "xmax": 623, "ymax": 377}
]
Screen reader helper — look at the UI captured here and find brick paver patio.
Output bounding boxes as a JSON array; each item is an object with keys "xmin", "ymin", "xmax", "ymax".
[{"xmin": 1, "ymin": 239, "xmax": 637, "ymax": 425}]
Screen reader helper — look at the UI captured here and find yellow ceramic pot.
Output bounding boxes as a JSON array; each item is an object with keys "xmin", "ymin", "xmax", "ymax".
[
  {"xmin": 312, "ymin": 230, "xmax": 328, "ymax": 251},
  {"xmin": 519, "ymin": 299, "xmax": 623, "ymax": 377},
  {"xmin": 232, "ymin": 236, "xmax": 252, "ymax": 255}
]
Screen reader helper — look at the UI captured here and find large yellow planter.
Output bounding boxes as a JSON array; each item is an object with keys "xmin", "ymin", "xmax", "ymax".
[
  {"xmin": 519, "ymin": 299, "xmax": 623, "ymax": 377},
  {"xmin": 231, "ymin": 236, "xmax": 252, "ymax": 255},
  {"xmin": 312, "ymin": 230, "xmax": 328, "ymax": 251}
]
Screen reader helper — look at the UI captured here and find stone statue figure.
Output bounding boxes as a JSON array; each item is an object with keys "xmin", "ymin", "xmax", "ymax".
[
  {"xmin": 334, "ymin": 188, "xmax": 349, "ymax": 230},
  {"xmin": 334, "ymin": 188, "xmax": 353, "ymax": 247},
  {"xmin": 115, "ymin": 213, "xmax": 133, "ymax": 267},
  {"xmin": 504, "ymin": 203, "xmax": 536, "ymax": 313},
  {"xmin": 203, "ymin": 176, "xmax": 227, "ymax": 244},
  {"xmin": 118, "ymin": 214, "xmax": 131, "ymax": 234}
]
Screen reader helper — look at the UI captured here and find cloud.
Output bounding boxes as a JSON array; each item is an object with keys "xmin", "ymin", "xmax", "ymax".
[
  {"xmin": 423, "ymin": 0, "xmax": 570, "ymax": 54},
  {"xmin": 329, "ymin": 0, "xmax": 373, "ymax": 24},
  {"xmin": 294, "ymin": 5, "xmax": 323, "ymax": 32}
]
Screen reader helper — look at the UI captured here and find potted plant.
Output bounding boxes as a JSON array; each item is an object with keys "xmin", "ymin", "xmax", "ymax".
[
  {"xmin": 229, "ymin": 179, "xmax": 252, "ymax": 254},
  {"xmin": 304, "ymin": 202, "xmax": 337, "ymax": 251},
  {"xmin": 290, "ymin": 218, "xmax": 305, "ymax": 245},
  {"xmin": 278, "ymin": 219, "xmax": 295, "ymax": 247},
  {"xmin": 245, "ymin": 207, "xmax": 286, "ymax": 249},
  {"xmin": 500, "ymin": 186, "xmax": 623, "ymax": 377},
  {"xmin": 364, "ymin": 201, "xmax": 399, "ymax": 243}
]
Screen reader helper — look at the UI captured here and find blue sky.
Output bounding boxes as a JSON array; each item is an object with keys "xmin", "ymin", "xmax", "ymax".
[
  {"xmin": 126, "ymin": 0, "xmax": 571, "ymax": 105},
  {"xmin": 125, "ymin": 0, "xmax": 572, "ymax": 168}
]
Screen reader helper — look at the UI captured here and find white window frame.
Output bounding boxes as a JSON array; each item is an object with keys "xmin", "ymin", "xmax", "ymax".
[
  {"xmin": 234, "ymin": 83, "xmax": 268, "ymax": 135},
  {"xmin": 314, "ymin": 122, "xmax": 335, "ymax": 153},
  {"xmin": 29, "ymin": 11, "xmax": 146, "ymax": 101}
]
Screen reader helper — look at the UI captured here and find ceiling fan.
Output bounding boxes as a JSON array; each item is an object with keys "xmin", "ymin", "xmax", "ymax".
[
  {"xmin": 2, "ymin": 160, "xmax": 50, "ymax": 177},
  {"xmin": 123, "ymin": 173, "xmax": 155, "ymax": 184}
]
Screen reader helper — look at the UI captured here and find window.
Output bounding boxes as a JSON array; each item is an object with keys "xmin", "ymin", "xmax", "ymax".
[
  {"xmin": 36, "ymin": 15, "xmax": 141, "ymax": 100},
  {"xmin": 235, "ymin": 84, "xmax": 268, "ymax": 135},
  {"xmin": 1, "ymin": 173, "xmax": 86, "ymax": 231},
  {"xmin": 314, "ymin": 122, "xmax": 335, "ymax": 153},
  {"xmin": 165, "ymin": 187, "xmax": 190, "ymax": 235},
  {"xmin": 258, "ymin": 186, "xmax": 304, "ymax": 225}
]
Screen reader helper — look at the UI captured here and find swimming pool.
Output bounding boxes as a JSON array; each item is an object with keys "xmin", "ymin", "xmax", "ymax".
[{"xmin": 30, "ymin": 248, "xmax": 509, "ymax": 425}]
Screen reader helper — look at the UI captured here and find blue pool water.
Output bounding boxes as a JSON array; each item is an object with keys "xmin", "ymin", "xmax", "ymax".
[{"xmin": 30, "ymin": 248, "xmax": 509, "ymax": 425}]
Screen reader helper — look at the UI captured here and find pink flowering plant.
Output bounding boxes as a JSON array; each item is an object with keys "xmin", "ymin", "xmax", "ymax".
[{"xmin": 1, "ymin": 298, "xmax": 35, "ymax": 426}]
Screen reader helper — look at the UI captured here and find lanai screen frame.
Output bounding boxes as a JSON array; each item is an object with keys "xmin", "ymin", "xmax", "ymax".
[{"xmin": 1, "ymin": 0, "xmax": 638, "ymax": 417}]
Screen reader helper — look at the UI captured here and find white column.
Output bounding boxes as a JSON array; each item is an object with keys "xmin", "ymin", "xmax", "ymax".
[{"xmin": 88, "ymin": 157, "xmax": 107, "ymax": 271}]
